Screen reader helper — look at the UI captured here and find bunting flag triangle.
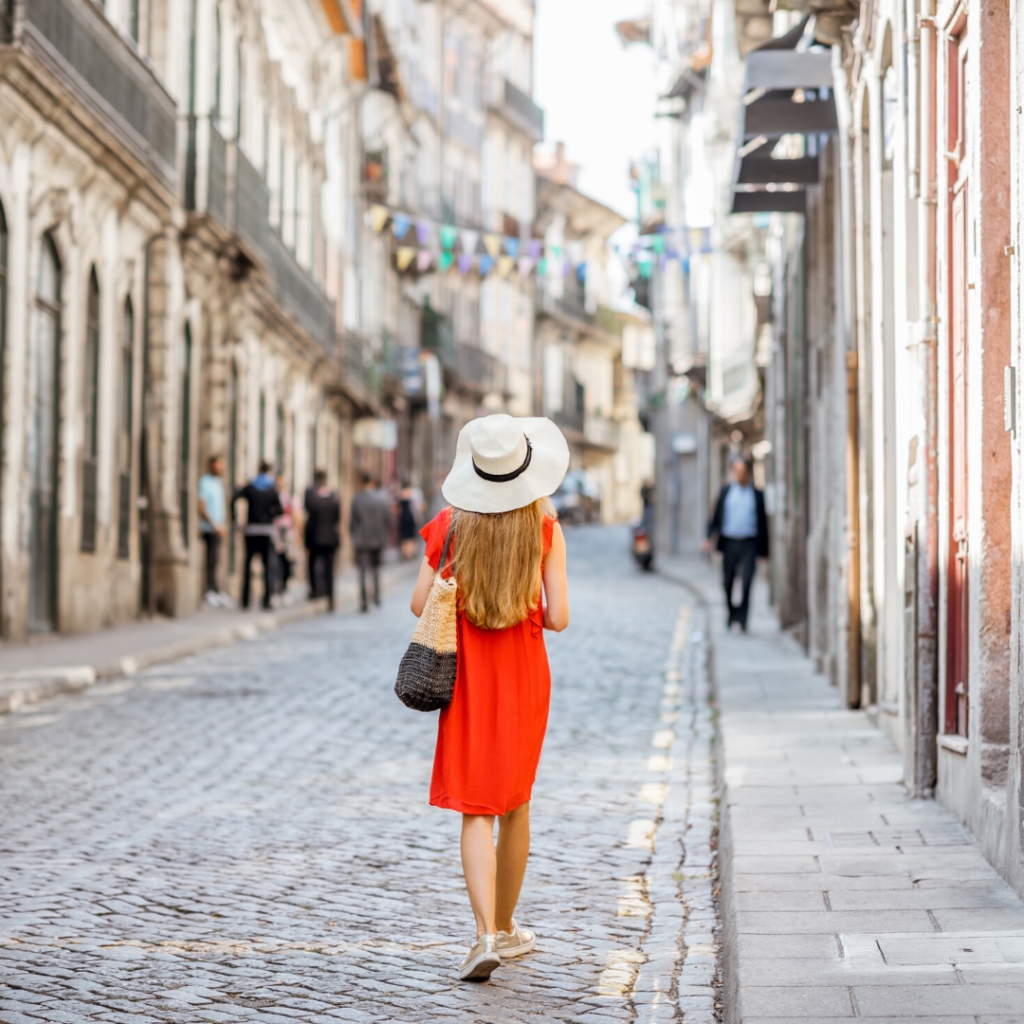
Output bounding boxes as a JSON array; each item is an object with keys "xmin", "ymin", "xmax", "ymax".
[
  {"xmin": 457, "ymin": 253, "xmax": 474, "ymax": 274},
  {"xmin": 369, "ymin": 205, "xmax": 389, "ymax": 234},
  {"xmin": 537, "ymin": 257, "xmax": 547, "ymax": 276},
  {"xmin": 417, "ymin": 250, "xmax": 432, "ymax": 272},
  {"xmin": 396, "ymin": 246, "xmax": 416, "ymax": 271},
  {"xmin": 505, "ymin": 238, "xmax": 520, "ymax": 259},
  {"xmin": 440, "ymin": 251, "xmax": 454, "ymax": 272},
  {"xmin": 479, "ymin": 255, "xmax": 495, "ymax": 276},
  {"xmin": 497, "ymin": 255, "xmax": 514, "ymax": 278},
  {"xmin": 440, "ymin": 225, "xmax": 458, "ymax": 250},
  {"xmin": 392, "ymin": 212, "xmax": 411, "ymax": 239},
  {"xmin": 550, "ymin": 245, "xmax": 562, "ymax": 260},
  {"xmin": 483, "ymin": 234, "xmax": 502, "ymax": 259},
  {"xmin": 527, "ymin": 239, "xmax": 543, "ymax": 261},
  {"xmin": 416, "ymin": 221, "xmax": 432, "ymax": 246},
  {"xmin": 517, "ymin": 256, "xmax": 534, "ymax": 277},
  {"xmin": 460, "ymin": 229, "xmax": 479, "ymax": 255},
  {"xmin": 652, "ymin": 236, "xmax": 666, "ymax": 255}
]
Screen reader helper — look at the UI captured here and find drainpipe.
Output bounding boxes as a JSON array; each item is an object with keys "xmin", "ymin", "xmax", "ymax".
[{"xmin": 914, "ymin": 0, "xmax": 939, "ymax": 796}]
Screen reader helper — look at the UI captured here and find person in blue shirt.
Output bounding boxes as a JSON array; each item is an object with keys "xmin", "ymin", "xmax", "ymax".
[
  {"xmin": 198, "ymin": 455, "xmax": 227, "ymax": 605},
  {"xmin": 705, "ymin": 457, "xmax": 769, "ymax": 631}
]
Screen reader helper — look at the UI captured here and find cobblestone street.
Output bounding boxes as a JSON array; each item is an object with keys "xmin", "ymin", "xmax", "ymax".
[{"xmin": 0, "ymin": 528, "xmax": 717, "ymax": 1024}]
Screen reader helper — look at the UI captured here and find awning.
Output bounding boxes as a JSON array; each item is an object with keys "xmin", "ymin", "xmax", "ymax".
[{"xmin": 730, "ymin": 29, "xmax": 837, "ymax": 215}]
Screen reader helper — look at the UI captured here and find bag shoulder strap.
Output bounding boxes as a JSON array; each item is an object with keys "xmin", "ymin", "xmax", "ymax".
[{"xmin": 438, "ymin": 514, "xmax": 456, "ymax": 575}]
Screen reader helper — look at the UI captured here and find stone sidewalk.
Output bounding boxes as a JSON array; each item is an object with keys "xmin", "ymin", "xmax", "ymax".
[
  {"xmin": 0, "ymin": 554, "xmax": 418, "ymax": 714},
  {"xmin": 664, "ymin": 554, "xmax": 1024, "ymax": 1023}
]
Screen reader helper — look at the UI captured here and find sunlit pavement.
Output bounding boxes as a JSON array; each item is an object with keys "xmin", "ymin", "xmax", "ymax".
[{"xmin": 0, "ymin": 527, "xmax": 717, "ymax": 1024}]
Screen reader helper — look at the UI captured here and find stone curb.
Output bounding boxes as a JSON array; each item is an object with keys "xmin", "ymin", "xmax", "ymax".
[{"xmin": 0, "ymin": 561, "xmax": 420, "ymax": 716}]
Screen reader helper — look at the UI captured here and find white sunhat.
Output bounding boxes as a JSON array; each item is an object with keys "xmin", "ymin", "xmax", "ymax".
[{"xmin": 442, "ymin": 414, "xmax": 571, "ymax": 514}]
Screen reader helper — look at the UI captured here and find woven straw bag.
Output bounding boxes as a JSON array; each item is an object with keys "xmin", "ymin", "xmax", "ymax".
[{"xmin": 394, "ymin": 520, "xmax": 457, "ymax": 711}]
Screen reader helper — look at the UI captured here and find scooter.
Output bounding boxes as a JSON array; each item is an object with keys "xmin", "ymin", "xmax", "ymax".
[{"xmin": 632, "ymin": 525, "xmax": 654, "ymax": 571}]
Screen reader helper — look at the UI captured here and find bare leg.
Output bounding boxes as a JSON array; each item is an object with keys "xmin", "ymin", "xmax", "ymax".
[
  {"xmin": 495, "ymin": 801, "xmax": 531, "ymax": 934},
  {"xmin": 461, "ymin": 814, "xmax": 497, "ymax": 938}
]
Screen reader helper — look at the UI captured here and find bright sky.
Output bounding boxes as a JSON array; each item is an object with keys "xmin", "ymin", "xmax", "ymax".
[{"xmin": 534, "ymin": 0, "xmax": 660, "ymax": 221}]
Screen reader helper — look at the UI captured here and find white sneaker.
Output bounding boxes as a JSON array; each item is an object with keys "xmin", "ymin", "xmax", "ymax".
[
  {"xmin": 217, "ymin": 591, "xmax": 236, "ymax": 609},
  {"xmin": 496, "ymin": 919, "xmax": 536, "ymax": 958},
  {"xmin": 204, "ymin": 590, "xmax": 221, "ymax": 606},
  {"xmin": 458, "ymin": 934, "xmax": 501, "ymax": 981}
]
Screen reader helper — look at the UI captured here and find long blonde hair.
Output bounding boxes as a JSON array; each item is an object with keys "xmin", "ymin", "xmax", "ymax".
[{"xmin": 450, "ymin": 498, "xmax": 555, "ymax": 630}]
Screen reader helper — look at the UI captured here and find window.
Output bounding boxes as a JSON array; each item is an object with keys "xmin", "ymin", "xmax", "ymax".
[
  {"xmin": 30, "ymin": 237, "xmax": 61, "ymax": 632},
  {"xmin": 187, "ymin": 0, "xmax": 198, "ymax": 115},
  {"xmin": 80, "ymin": 269, "xmax": 100, "ymax": 553},
  {"xmin": 128, "ymin": 0, "xmax": 139, "ymax": 42},
  {"xmin": 236, "ymin": 41, "xmax": 244, "ymax": 140},
  {"xmin": 259, "ymin": 391, "xmax": 266, "ymax": 461},
  {"xmin": 214, "ymin": 5, "xmax": 222, "ymax": 123},
  {"xmin": 180, "ymin": 324, "xmax": 192, "ymax": 547},
  {"xmin": 116, "ymin": 299, "xmax": 133, "ymax": 559}
]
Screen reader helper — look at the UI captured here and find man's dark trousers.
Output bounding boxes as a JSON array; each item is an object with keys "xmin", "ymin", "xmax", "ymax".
[
  {"xmin": 202, "ymin": 532, "xmax": 220, "ymax": 594},
  {"xmin": 310, "ymin": 545, "xmax": 338, "ymax": 609},
  {"xmin": 722, "ymin": 536, "xmax": 757, "ymax": 628},
  {"xmin": 242, "ymin": 535, "xmax": 274, "ymax": 609},
  {"xmin": 357, "ymin": 548, "xmax": 382, "ymax": 610}
]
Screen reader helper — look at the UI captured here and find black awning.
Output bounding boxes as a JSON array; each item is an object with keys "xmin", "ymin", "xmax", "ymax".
[
  {"xmin": 737, "ymin": 156, "xmax": 819, "ymax": 185},
  {"xmin": 732, "ymin": 191, "xmax": 806, "ymax": 215},
  {"xmin": 743, "ymin": 97, "xmax": 838, "ymax": 135}
]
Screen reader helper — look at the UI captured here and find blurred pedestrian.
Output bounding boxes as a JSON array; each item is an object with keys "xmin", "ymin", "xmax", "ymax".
[
  {"xmin": 275, "ymin": 474, "xmax": 297, "ymax": 598},
  {"xmin": 397, "ymin": 480, "xmax": 421, "ymax": 560},
  {"xmin": 350, "ymin": 471, "xmax": 391, "ymax": 612},
  {"xmin": 305, "ymin": 470, "xmax": 341, "ymax": 610},
  {"xmin": 198, "ymin": 454, "xmax": 227, "ymax": 606},
  {"xmin": 704, "ymin": 457, "xmax": 769, "ymax": 632},
  {"xmin": 409, "ymin": 414, "xmax": 570, "ymax": 981},
  {"xmin": 233, "ymin": 461, "xmax": 283, "ymax": 611}
]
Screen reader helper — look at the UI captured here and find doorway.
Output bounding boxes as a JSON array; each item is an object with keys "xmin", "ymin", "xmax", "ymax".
[
  {"xmin": 946, "ymin": 23, "xmax": 970, "ymax": 737},
  {"xmin": 29, "ymin": 237, "xmax": 61, "ymax": 633}
]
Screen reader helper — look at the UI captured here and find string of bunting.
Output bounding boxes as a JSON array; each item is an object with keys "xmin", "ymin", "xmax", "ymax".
[{"xmin": 366, "ymin": 204, "xmax": 590, "ymax": 280}]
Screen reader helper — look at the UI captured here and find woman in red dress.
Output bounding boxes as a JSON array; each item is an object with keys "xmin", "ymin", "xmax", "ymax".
[{"xmin": 410, "ymin": 414, "xmax": 570, "ymax": 982}]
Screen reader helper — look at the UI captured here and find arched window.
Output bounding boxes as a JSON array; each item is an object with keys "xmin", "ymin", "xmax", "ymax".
[
  {"xmin": 180, "ymin": 324, "xmax": 192, "ymax": 547},
  {"xmin": 116, "ymin": 298, "xmax": 134, "ymax": 559},
  {"xmin": 30, "ymin": 236, "xmax": 61, "ymax": 632},
  {"xmin": 80, "ymin": 268, "xmax": 100, "ymax": 553}
]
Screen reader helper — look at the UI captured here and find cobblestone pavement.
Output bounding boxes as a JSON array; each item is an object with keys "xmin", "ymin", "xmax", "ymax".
[{"xmin": 0, "ymin": 527, "xmax": 718, "ymax": 1024}]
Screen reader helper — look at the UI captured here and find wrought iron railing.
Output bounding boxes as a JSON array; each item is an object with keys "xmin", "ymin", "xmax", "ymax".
[
  {"xmin": 228, "ymin": 142, "xmax": 270, "ymax": 259},
  {"xmin": 267, "ymin": 231, "xmax": 336, "ymax": 355},
  {"xmin": 18, "ymin": 0, "xmax": 176, "ymax": 183},
  {"xmin": 184, "ymin": 115, "xmax": 228, "ymax": 225},
  {"xmin": 498, "ymin": 79, "xmax": 544, "ymax": 141},
  {"xmin": 454, "ymin": 342, "xmax": 497, "ymax": 394}
]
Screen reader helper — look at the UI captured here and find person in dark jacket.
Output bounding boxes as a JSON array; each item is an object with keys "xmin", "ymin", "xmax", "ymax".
[
  {"xmin": 304, "ymin": 470, "xmax": 341, "ymax": 610},
  {"xmin": 704, "ymin": 457, "xmax": 769, "ymax": 632},
  {"xmin": 350, "ymin": 472, "xmax": 392, "ymax": 612},
  {"xmin": 233, "ymin": 462, "xmax": 284, "ymax": 610}
]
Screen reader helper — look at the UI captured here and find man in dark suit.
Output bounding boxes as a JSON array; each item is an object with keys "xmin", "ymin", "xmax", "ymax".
[
  {"xmin": 705, "ymin": 457, "xmax": 769, "ymax": 632},
  {"xmin": 304, "ymin": 470, "xmax": 341, "ymax": 610},
  {"xmin": 350, "ymin": 472, "xmax": 392, "ymax": 612}
]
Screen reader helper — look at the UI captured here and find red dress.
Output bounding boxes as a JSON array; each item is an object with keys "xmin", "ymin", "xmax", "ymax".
[{"xmin": 421, "ymin": 507, "xmax": 555, "ymax": 816}]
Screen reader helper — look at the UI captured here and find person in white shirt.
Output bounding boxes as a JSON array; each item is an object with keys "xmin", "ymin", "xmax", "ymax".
[{"xmin": 198, "ymin": 455, "xmax": 227, "ymax": 605}]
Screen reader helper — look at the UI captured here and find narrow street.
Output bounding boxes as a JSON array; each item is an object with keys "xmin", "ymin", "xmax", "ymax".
[{"xmin": 0, "ymin": 528, "xmax": 717, "ymax": 1024}]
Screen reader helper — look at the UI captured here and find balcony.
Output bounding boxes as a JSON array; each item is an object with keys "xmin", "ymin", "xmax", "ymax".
[
  {"xmin": 184, "ymin": 115, "xmax": 228, "ymax": 226},
  {"xmin": 13, "ymin": 0, "xmax": 177, "ymax": 186},
  {"xmin": 453, "ymin": 342, "xmax": 499, "ymax": 396},
  {"xmin": 489, "ymin": 78, "xmax": 544, "ymax": 143},
  {"xmin": 228, "ymin": 142, "xmax": 270, "ymax": 260},
  {"xmin": 445, "ymin": 107, "xmax": 484, "ymax": 151},
  {"xmin": 583, "ymin": 413, "xmax": 619, "ymax": 451},
  {"xmin": 267, "ymin": 231, "xmax": 336, "ymax": 355}
]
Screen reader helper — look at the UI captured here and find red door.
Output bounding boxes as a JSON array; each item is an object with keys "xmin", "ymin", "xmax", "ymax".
[{"xmin": 946, "ymin": 30, "xmax": 969, "ymax": 737}]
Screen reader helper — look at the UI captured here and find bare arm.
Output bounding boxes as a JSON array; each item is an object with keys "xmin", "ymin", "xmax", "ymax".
[
  {"xmin": 542, "ymin": 522, "xmax": 569, "ymax": 632},
  {"xmin": 410, "ymin": 556, "xmax": 435, "ymax": 617}
]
